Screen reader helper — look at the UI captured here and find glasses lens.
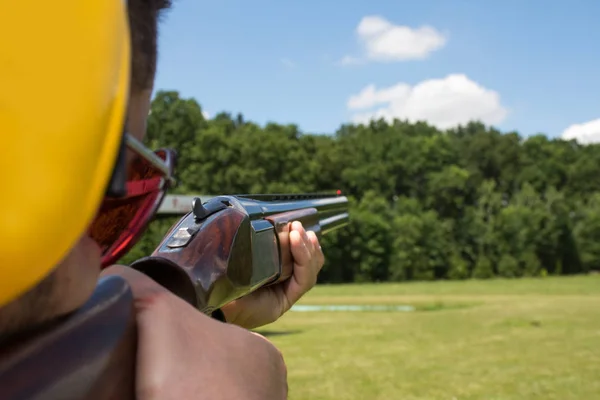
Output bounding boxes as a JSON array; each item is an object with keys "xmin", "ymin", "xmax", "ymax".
[{"xmin": 89, "ymin": 149, "xmax": 171, "ymax": 267}]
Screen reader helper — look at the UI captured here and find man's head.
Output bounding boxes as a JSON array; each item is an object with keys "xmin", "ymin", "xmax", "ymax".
[{"xmin": 0, "ymin": 0, "xmax": 172, "ymax": 340}]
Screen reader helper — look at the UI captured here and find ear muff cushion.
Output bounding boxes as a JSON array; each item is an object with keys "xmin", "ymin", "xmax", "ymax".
[{"xmin": 0, "ymin": 1, "xmax": 131, "ymax": 307}]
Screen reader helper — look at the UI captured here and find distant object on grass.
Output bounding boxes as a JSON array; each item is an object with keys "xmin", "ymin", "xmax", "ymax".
[
  {"xmin": 291, "ymin": 304, "xmax": 416, "ymax": 312},
  {"xmin": 158, "ymin": 194, "xmax": 216, "ymax": 215}
]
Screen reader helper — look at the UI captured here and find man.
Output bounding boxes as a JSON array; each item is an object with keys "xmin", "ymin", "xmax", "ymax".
[{"xmin": 1, "ymin": 1, "xmax": 323, "ymax": 398}]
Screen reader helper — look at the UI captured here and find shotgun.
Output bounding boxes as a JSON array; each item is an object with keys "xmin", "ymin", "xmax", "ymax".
[
  {"xmin": 0, "ymin": 192, "xmax": 349, "ymax": 399},
  {"xmin": 129, "ymin": 192, "xmax": 349, "ymax": 315}
]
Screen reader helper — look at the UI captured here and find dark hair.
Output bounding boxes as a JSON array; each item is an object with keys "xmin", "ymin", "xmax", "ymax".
[{"xmin": 127, "ymin": 0, "xmax": 172, "ymax": 90}]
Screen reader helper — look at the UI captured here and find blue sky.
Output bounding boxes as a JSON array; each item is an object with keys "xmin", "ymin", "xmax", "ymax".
[{"xmin": 153, "ymin": 0, "xmax": 600, "ymax": 139}]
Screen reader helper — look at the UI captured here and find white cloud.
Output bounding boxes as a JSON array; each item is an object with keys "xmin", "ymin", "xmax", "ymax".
[
  {"xmin": 202, "ymin": 110, "xmax": 210, "ymax": 119},
  {"xmin": 280, "ymin": 58, "xmax": 296, "ymax": 68},
  {"xmin": 339, "ymin": 55, "xmax": 363, "ymax": 66},
  {"xmin": 561, "ymin": 118, "xmax": 600, "ymax": 144},
  {"xmin": 341, "ymin": 15, "xmax": 447, "ymax": 64},
  {"xmin": 347, "ymin": 74, "xmax": 508, "ymax": 130}
]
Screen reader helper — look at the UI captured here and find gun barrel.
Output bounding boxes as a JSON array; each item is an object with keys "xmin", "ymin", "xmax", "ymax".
[{"xmin": 232, "ymin": 193, "xmax": 348, "ymax": 219}]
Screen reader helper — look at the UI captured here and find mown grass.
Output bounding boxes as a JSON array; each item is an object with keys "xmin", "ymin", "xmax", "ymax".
[{"xmin": 259, "ymin": 275, "xmax": 600, "ymax": 400}]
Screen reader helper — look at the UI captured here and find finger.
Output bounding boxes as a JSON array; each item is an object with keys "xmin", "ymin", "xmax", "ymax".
[
  {"xmin": 306, "ymin": 230, "xmax": 320, "ymax": 251},
  {"xmin": 287, "ymin": 230, "xmax": 318, "ymax": 299},
  {"xmin": 306, "ymin": 231, "xmax": 325, "ymax": 269},
  {"xmin": 291, "ymin": 221, "xmax": 314, "ymax": 253},
  {"xmin": 289, "ymin": 229, "xmax": 311, "ymax": 268}
]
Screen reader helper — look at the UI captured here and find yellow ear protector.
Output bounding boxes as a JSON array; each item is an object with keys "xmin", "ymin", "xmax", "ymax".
[{"xmin": 0, "ymin": 1, "xmax": 131, "ymax": 307}]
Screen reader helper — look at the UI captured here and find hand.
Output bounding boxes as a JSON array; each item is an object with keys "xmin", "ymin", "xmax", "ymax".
[
  {"xmin": 221, "ymin": 221, "xmax": 325, "ymax": 329},
  {"xmin": 101, "ymin": 265, "xmax": 288, "ymax": 400}
]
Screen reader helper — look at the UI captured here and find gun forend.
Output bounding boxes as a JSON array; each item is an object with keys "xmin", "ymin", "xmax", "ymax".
[{"xmin": 129, "ymin": 192, "xmax": 349, "ymax": 315}]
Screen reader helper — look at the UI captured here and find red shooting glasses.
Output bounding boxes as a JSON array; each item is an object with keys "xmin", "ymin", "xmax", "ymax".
[{"xmin": 89, "ymin": 135, "xmax": 176, "ymax": 267}]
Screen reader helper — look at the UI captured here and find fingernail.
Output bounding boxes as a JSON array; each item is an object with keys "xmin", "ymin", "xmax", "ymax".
[{"xmin": 302, "ymin": 231, "xmax": 310, "ymax": 242}]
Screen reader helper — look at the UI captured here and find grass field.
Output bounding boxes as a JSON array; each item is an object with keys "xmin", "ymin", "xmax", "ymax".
[{"xmin": 258, "ymin": 275, "xmax": 600, "ymax": 400}]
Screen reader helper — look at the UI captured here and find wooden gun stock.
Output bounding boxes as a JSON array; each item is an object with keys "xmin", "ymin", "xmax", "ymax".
[{"xmin": 129, "ymin": 193, "xmax": 349, "ymax": 314}]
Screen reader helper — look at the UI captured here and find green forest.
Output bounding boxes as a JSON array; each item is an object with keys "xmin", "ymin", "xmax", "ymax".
[{"xmin": 121, "ymin": 90, "xmax": 600, "ymax": 283}]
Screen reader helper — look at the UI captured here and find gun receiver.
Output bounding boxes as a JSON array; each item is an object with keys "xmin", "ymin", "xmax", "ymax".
[{"xmin": 129, "ymin": 192, "xmax": 349, "ymax": 314}]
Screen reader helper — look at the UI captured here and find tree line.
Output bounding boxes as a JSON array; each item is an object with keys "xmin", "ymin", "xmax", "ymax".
[{"xmin": 120, "ymin": 90, "xmax": 600, "ymax": 283}]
